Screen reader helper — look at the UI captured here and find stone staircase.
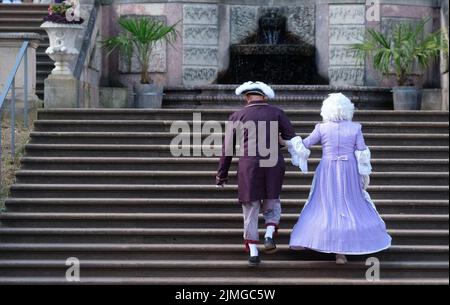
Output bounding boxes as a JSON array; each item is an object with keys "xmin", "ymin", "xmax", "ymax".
[
  {"xmin": 0, "ymin": 100, "xmax": 448, "ymax": 284},
  {"xmin": 0, "ymin": 3, "xmax": 53, "ymax": 100}
]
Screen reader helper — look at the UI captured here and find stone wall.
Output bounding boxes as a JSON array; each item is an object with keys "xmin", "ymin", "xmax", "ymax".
[
  {"xmin": 100, "ymin": 0, "xmax": 445, "ymax": 88},
  {"xmin": 441, "ymin": 0, "xmax": 449, "ymax": 110}
]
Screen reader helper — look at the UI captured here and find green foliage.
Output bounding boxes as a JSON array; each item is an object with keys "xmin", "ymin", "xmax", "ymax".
[
  {"xmin": 103, "ymin": 17, "xmax": 179, "ymax": 84},
  {"xmin": 351, "ymin": 18, "xmax": 448, "ymax": 86},
  {"xmin": 49, "ymin": 3, "xmax": 72, "ymax": 15}
]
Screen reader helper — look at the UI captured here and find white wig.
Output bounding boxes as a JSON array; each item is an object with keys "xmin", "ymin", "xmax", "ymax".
[{"xmin": 320, "ymin": 93, "xmax": 355, "ymax": 122}]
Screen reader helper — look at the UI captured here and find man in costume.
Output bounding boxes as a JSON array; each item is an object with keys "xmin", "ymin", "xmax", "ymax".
[{"xmin": 216, "ymin": 81, "xmax": 297, "ymax": 266}]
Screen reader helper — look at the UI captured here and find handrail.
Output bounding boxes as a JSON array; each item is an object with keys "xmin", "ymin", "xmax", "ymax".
[
  {"xmin": 0, "ymin": 41, "xmax": 30, "ymax": 188},
  {"xmin": 73, "ymin": 0, "xmax": 100, "ymax": 80}
]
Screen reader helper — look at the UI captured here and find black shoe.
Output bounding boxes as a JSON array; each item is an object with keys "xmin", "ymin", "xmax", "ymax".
[
  {"xmin": 248, "ymin": 256, "xmax": 261, "ymax": 267},
  {"xmin": 264, "ymin": 237, "xmax": 278, "ymax": 254}
]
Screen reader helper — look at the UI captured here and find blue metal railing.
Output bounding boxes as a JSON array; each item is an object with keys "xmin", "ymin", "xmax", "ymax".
[{"xmin": 0, "ymin": 41, "xmax": 30, "ymax": 187}]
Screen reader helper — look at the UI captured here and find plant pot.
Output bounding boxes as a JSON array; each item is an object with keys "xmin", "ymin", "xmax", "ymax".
[
  {"xmin": 421, "ymin": 89, "xmax": 443, "ymax": 110},
  {"xmin": 392, "ymin": 86, "xmax": 421, "ymax": 110},
  {"xmin": 40, "ymin": 21, "xmax": 83, "ymax": 76},
  {"xmin": 99, "ymin": 87, "xmax": 128, "ymax": 108},
  {"xmin": 133, "ymin": 83, "xmax": 164, "ymax": 109}
]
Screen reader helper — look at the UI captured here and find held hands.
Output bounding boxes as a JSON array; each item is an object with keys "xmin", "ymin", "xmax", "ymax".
[{"xmin": 216, "ymin": 176, "xmax": 228, "ymax": 188}]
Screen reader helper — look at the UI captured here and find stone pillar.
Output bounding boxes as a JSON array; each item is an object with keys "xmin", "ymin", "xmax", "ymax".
[
  {"xmin": 0, "ymin": 33, "xmax": 41, "ymax": 104},
  {"xmin": 328, "ymin": 4, "xmax": 366, "ymax": 86},
  {"xmin": 182, "ymin": 3, "xmax": 220, "ymax": 86}
]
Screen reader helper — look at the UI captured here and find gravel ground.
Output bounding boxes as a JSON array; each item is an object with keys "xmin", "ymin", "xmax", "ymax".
[{"xmin": 1, "ymin": 110, "xmax": 35, "ymax": 211}]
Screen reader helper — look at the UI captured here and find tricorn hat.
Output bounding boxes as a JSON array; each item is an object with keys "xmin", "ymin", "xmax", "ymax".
[{"xmin": 235, "ymin": 81, "xmax": 275, "ymax": 99}]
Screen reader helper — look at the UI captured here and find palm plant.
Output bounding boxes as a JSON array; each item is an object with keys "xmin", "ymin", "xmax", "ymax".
[
  {"xmin": 104, "ymin": 17, "xmax": 179, "ymax": 84},
  {"xmin": 351, "ymin": 18, "xmax": 448, "ymax": 86}
]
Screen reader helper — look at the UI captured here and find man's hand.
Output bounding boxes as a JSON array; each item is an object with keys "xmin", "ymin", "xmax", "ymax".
[
  {"xmin": 279, "ymin": 134, "xmax": 287, "ymax": 147},
  {"xmin": 216, "ymin": 176, "xmax": 228, "ymax": 188}
]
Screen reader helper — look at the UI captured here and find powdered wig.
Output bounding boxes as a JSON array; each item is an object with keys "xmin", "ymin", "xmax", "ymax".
[{"xmin": 320, "ymin": 93, "xmax": 355, "ymax": 122}]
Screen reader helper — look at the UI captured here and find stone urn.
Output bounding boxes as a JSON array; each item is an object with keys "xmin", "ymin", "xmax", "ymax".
[{"xmin": 40, "ymin": 21, "xmax": 83, "ymax": 76}]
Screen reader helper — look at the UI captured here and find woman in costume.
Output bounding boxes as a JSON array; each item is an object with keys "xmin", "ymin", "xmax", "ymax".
[{"xmin": 283, "ymin": 93, "xmax": 392, "ymax": 264}]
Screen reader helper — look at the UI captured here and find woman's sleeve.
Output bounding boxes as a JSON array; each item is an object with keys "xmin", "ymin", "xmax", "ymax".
[
  {"xmin": 303, "ymin": 124, "xmax": 322, "ymax": 149},
  {"xmin": 354, "ymin": 124, "xmax": 372, "ymax": 189},
  {"xmin": 356, "ymin": 123, "xmax": 368, "ymax": 151},
  {"xmin": 286, "ymin": 136, "xmax": 311, "ymax": 173},
  {"xmin": 285, "ymin": 124, "xmax": 322, "ymax": 173}
]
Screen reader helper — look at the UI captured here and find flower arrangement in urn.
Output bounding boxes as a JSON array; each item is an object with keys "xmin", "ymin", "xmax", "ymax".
[
  {"xmin": 44, "ymin": 0, "xmax": 84, "ymax": 24},
  {"xmin": 40, "ymin": 0, "xmax": 84, "ymax": 76}
]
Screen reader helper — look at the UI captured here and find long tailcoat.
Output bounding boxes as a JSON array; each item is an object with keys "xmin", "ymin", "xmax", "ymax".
[{"xmin": 217, "ymin": 101, "xmax": 297, "ymax": 203}]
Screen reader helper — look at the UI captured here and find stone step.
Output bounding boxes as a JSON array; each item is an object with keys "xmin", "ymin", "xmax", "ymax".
[
  {"xmin": 162, "ymin": 85, "xmax": 393, "ymax": 109},
  {"xmin": 36, "ymin": 60, "xmax": 54, "ymax": 67},
  {"xmin": 0, "ymin": 228, "xmax": 445, "ymax": 245},
  {"xmin": 36, "ymin": 53, "xmax": 51, "ymax": 61},
  {"xmin": 0, "ymin": 243, "xmax": 446, "ymax": 262},
  {"xmin": 0, "ymin": 4, "xmax": 48, "ymax": 11},
  {"xmin": 33, "ymin": 120, "xmax": 450, "ymax": 134},
  {"xmin": 0, "ymin": 276, "xmax": 447, "ymax": 285},
  {"xmin": 14, "ymin": 170, "xmax": 450, "ymax": 186},
  {"xmin": 0, "ymin": 213, "xmax": 447, "ymax": 230},
  {"xmin": 9, "ymin": 184, "xmax": 449, "ymax": 200},
  {"xmin": 0, "ymin": 10, "xmax": 48, "ymax": 18},
  {"xmin": 5, "ymin": 198, "xmax": 449, "ymax": 215},
  {"xmin": 35, "ymin": 89, "xmax": 44, "ymax": 97},
  {"xmin": 0, "ymin": 259, "xmax": 447, "ymax": 279},
  {"xmin": 24, "ymin": 144, "xmax": 450, "ymax": 159},
  {"xmin": 162, "ymin": 96, "xmax": 393, "ymax": 110},
  {"xmin": 28, "ymin": 132, "xmax": 449, "ymax": 146},
  {"xmin": 37, "ymin": 70, "xmax": 51, "ymax": 76},
  {"xmin": 0, "ymin": 25, "xmax": 47, "ymax": 33},
  {"xmin": 36, "ymin": 109, "xmax": 450, "ymax": 122},
  {"xmin": 19, "ymin": 157, "xmax": 450, "ymax": 173},
  {"xmin": 0, "ymin": 17, "xmax": 44, "ymax": 25}
]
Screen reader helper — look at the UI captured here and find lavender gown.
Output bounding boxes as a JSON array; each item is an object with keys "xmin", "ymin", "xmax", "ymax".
[{"xmin": 289, "ymin": 121, "xmax": 392, "ymax": 255}]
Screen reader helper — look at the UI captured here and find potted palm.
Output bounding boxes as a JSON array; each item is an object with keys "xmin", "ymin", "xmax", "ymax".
[
  {"xmin": 103, "ymin": 17, "xmax": 178, "ymax": 108},
  {"xmin": 351, "ymin": 18, "xmax": 448, "ymax": 110}
]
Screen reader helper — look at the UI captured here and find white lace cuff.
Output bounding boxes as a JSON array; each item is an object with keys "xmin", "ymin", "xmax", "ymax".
[
  {"xmin": 286, "ymin": 136, "xmax": 311, "ymax": 173},
  {"xmin": 355, "ymin": 148, "xmax": 372, "ymax": 176}
]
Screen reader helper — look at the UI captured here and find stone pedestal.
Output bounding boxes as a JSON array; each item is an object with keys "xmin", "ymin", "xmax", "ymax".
[
  {"xmin": 0, "ymin": 33, "xmax": 41, "ymax": 104},
  {"xmin": 44, "ymin": 74, "xmax": 80, "ymax": 108}
]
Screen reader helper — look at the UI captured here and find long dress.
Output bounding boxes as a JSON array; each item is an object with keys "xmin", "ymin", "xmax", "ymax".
[{"xmin": 289, "ymin": 121, "xmax": 392, "ymax": 255}]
